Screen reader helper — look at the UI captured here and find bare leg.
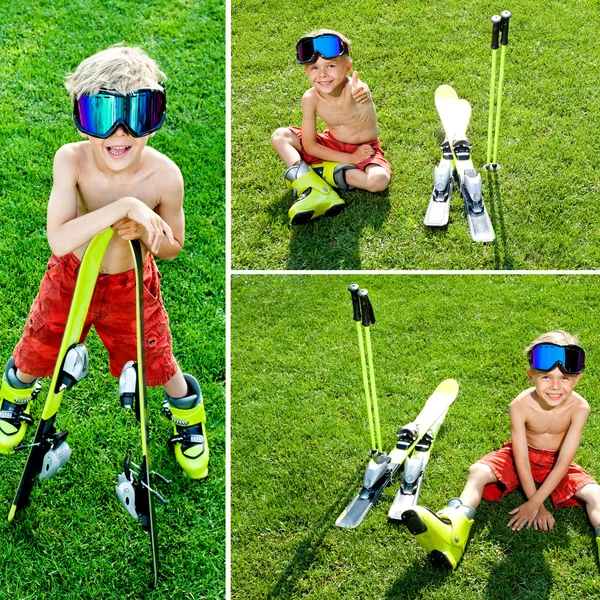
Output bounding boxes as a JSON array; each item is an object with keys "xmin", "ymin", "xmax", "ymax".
[
  {"xmin": 162, "ymin": 366, "xmax": 188, "ymax": 399},
  {"xmin": 271, "ymin": 128, "xmax": 303, "ymax": 168},
  {"xmin": 459, "ymin": 462, "xmax": 498, "ymax": 509},
  {"xmin": 574, "ymin": 483, "xmax": 600, "ymax": 529},
  {"xmin": 345, "ymin": 164, "xmax": 390, "ymax": 193},
  {"xmin": 16, "ymin": 368, "xmax": 37, "ymax": 385}
]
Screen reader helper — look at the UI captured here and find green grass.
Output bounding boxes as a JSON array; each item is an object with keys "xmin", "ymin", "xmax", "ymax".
[
  {"xmin": 231, "ymin": 0, "xmax": 600, "ymax": 270},
  {"xmin": 231, "ymin": 275, "xmax": 600, "ymax": 599},
  {"xmin": 0, "ymin": 1, "xmax": 225, "ymax": 598}
]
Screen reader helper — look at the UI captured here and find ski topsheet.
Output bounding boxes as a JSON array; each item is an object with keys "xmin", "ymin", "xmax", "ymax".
[
  {"xmin": 8, "ymin": 229, "xmax": 113, "ymax": 522},
  {"xmin": 387, "ymin": 406, "xmax": 449, "ymax": 521},
  {"xmin": 335, "ymin": 379, "xmax": 458, "ymax": 529},
  {"xmin": 428, "ymin": 85, "xmax": 495, "ymax": 243}
]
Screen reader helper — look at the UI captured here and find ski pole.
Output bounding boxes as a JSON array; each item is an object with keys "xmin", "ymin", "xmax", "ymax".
[
  {"xmin": 491, "ymin": 10, "xmax": 512, "ymax": 170},
  {"xmin": 485, "ymin": 15, "xmax": 502, "ymax": 168},
  {"xmin": 358, "ymin": 289, "xmax": 383, "ymax": 452},
  {"xmin": 348, "ymin": 284, "xmax": 377, "ymax": 452}
]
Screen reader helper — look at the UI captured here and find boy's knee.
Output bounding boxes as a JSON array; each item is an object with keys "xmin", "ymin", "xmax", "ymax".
[
  {"xmin": 271, "ymin": 127, "xmax": 291, "ymax": 148},
  {"xmin": 578, "ymin": 483, "xmax": 600, "ymax": 503},
  {"xmin": 366, "ymin": 171, "xmax": 390, "ymax": 193},
  {"xmin": 468, "ymin": 462, "xmax": 494, "ymax": 481}
]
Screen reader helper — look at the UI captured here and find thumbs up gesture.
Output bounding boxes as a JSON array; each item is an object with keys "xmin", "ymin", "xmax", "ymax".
[{"xmin": 350, "ymin": 71, "xmax": 369, "ymax": 104}]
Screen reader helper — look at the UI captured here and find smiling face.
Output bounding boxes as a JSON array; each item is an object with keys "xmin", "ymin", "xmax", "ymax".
[
  {"xmin": 527, "ymin": 367, "xmax": 582, "ymax": 408},
  {"xmin": 303, "ymin": 55, "xmax": 352, "ymax": 95},
  {"xmin": 81, "ymin": 125, "xmax": 154, "ymax": 172}
]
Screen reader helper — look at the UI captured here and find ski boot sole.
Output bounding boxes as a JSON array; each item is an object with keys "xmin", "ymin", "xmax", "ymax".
[{"xmin": 290, "ymin": 202, "xmax": 345, "ymax": 226}]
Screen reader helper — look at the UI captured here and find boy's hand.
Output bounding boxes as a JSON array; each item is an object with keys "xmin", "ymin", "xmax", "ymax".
[
  {"xmin": 349, "ymin": 144, "xmax": 375, "ymax": 165},
  {"xmin": 113, "ymin": 218, "xmax": 144, "ymax": 240},
  {"xmin": 507, "ymin": 500, "xmax": 540, "ymax": 531},
  {"xmin": 533, "ymin": 505, "xmax": 555, "ymax": 532},
  {"xmin": 122, "ymin": 198, "xmax": 175, "ymax": 255},
  {"xmin": 350, "ymin": 71, "xmax": 369, "ymax": 104}
]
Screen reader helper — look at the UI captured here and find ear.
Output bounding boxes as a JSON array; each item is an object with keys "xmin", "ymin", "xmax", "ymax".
[
  {"xmin": 345, "ymin": 59, "xmax": 353, "ymax": 74},
  {"xmin": 78, "ymin": 131, "xmax": 88, "ymax": 139},
  {"xmin": 526, "ymin": 369, "xmax": 535, "ymax": 385}
]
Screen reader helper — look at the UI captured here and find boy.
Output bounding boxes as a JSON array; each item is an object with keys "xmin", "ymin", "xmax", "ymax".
[
  {"xmin": 404, "ymin": 331, "xmax": 600, "ymax": 569},
  {"xmin": 271, "ymin": 30, "xmax": 392, "ymax": 225},
  {"xmin": 0, "ymin": 45, "xmax": 208, "ymax": 479}
]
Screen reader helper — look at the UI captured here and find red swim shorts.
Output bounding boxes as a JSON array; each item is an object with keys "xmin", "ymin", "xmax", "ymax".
[
  {"xmin": 289, "ymin": 126, "xmax": 392, "ymax": 178},
  {"xmin": 479, "ymin": 441, "xmax": 596, "ymax": 508},
  {"xmin": 13, "ymin": 252, "xmax": 178, "ymax": 387}
]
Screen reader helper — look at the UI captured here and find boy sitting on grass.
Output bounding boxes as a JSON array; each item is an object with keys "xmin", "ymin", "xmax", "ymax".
[
  {"xmin": 0, "ymin": 45, "xmax": 209, "ymax": 480},
  {"xmin": 403, "ymin": 331, "xmax": 600, "ymax": 569},
  {"xmin": 271, "ymin": 29, "xmax": 392, "ymax": 225}
]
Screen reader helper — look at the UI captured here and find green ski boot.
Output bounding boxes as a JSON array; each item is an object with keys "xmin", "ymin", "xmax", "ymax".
[
  {"xmin": 311, "ymin": 161, "xmax": 358, "ymax": 190},
  {"xmin": 0, "ymin": 359, "xmax": 41, "ymax": 454},
  {"xmin": 403, "ymin": 498, "xmax": 474, "ymax": 570},
  {"xmin": 286, "ymin": 161, "xmax": 345, "ymax": 225},
  {"xmin": 164, "ymin": 374, "xmax": 209, "ymax": 479}
]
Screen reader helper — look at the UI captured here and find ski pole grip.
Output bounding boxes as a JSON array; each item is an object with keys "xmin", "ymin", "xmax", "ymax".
[
  {"xmin": 348, "ymin": 284, "xmax": 361, "ymax": 322},
  {"xmin": 357, "ymin": 289, "xmax": 375, "ymax": 327},
  {"xmin": 501, "ymin": 10, "xmax": 511, "ymax": 45},
  {"xmin": 491, "ymin": 15, "xmax": 501, "ymax": 50}
]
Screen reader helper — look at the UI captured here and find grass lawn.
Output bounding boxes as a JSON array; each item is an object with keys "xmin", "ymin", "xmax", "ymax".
[
  {"xmin": 231, "ymin": 274, "xmax": 600, "ymax": 599},
  {"xmin": 0, "ymin": 1, "xmax": 225, "ymax": 598},
  {"xmin": 231, "ymin": 0, "xmax": 600, "ymax": 270}
]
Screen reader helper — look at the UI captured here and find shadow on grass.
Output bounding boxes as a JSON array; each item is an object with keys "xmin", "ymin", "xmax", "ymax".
[
  {"xmin": 384, "ymin": 554, "xmax": 452, "ymax": 599},
  {"xmin": 268, "ymin": 188, "xmax": 391, "ymax": 270},
  {"xmin": 486, "ymin": 170, "xmax": 514, "ymax": 270},
  {"xmin": 264, "ymin": 468, "xmax": 364, "ymax": 599}
]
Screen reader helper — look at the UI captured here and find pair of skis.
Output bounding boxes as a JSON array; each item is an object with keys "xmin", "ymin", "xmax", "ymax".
[
  {"xmin": 335, "ymin": 285, "xmax": 458, "ymax": 529},
  {"xmin": 7, "ymin": 231, "xmax": 163, "ymax": 587},
  {"xmin": 424, "ymin": 85, "xmax": 495, "ymax": 242}
]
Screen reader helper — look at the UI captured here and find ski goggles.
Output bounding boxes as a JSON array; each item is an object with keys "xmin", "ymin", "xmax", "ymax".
[
  {"xmin": 296, "ymin": 34, "xmax": 349, "ymax": 64},
  {"xmin": 73, "ymin": 88, "xmax": 166, "ymax": 139},
  {"xmin": 528, "ymin": 343, "xmax": 586, "ymax": 375}
]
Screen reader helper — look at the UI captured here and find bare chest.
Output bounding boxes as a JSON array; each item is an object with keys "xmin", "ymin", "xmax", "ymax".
[
  {"xmin": 316, "ymin": 96, "xmax": 375, "ymax": 130},
  {"xmin": 526, "ymin": 408, "xmax": 572, "ymax": 436},
  {"xmin": 77, "ymin": 173, "xmax": 160, "ymax": 213}
]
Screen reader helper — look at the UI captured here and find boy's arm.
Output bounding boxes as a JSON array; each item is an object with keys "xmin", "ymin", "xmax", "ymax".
[
  {"xmin": 509, "ymin": 400, "xmax": 538, "ymax": 501},
  {"xmin": 113, "ymin": 164, "xmax": 184, "ymax": 259},
  {"xmin": 46, "ymin": 145, "xmax": 174, "ymax": 256},
  {"xmin": 300, "ymin": 92, "xmax": 374, "ymax": 165}
]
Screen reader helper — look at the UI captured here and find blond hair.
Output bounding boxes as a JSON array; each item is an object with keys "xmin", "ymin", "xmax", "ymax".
[
  {"xmin": 524, "ymin": 330, "xmax": 582, "ymax": 356},
  {"xmin": 302, "ymin": 29, "xmax": 352, "ymax": 64},
  {"xmin": 65, "ymin": 45, "xmax": 166, "ymax": 102}
]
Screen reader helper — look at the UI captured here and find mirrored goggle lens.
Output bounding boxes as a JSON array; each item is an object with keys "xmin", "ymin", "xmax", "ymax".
[
  {"xmin": 76, "ymin": 93, "xmax": 123, "ymax": 137},
  {"xmin": 296, "ymin": 35, "xmax": 345, "ymax": 63},
  {"xmin": 128, "ymin": 90, "xmax": 166, "ymax": 135},
  {"xmin": 75, "ymin": 91, "xmax": 165, "ymax": 137},
  {"xmin": 529, "ymin": 344, "xmax": 585, "ymax": 374}
]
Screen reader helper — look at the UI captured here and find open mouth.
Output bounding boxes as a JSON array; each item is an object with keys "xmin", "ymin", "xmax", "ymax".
[{"xmin": 105, "ymin": 145, "xmax": 132, "ymax": 158}]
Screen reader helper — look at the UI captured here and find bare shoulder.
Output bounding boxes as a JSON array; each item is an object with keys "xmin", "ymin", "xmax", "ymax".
[
  {"xmin": 302, "ymin": 87, "xmax": 318, "ymax": 106},
  {"xmin": 510, "ymin": 387, "xmax": 535, "ymax": 409},
  {"xmin": 570, "ymin": 390, "xmax": 590, "ymax": 415},
  {"xmin": 54, "ymin": 141, "xmax": 88, "ymax": 164},
  {"xmin": 146, "ymin": 147, "xmax": 183, "ymax": 191}
]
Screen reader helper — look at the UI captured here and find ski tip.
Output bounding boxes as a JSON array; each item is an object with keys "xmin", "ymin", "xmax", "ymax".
[
  {"xmin": 7, "ymin": 505, "xmax": 16, "ymax": 522},
  {"xmin": 435, "ymin": 84, "xmax": 457, "ymax": 96},
  {"xmin": 436, "ymin": 379, "xmax": 459, "ymax": 395}
]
